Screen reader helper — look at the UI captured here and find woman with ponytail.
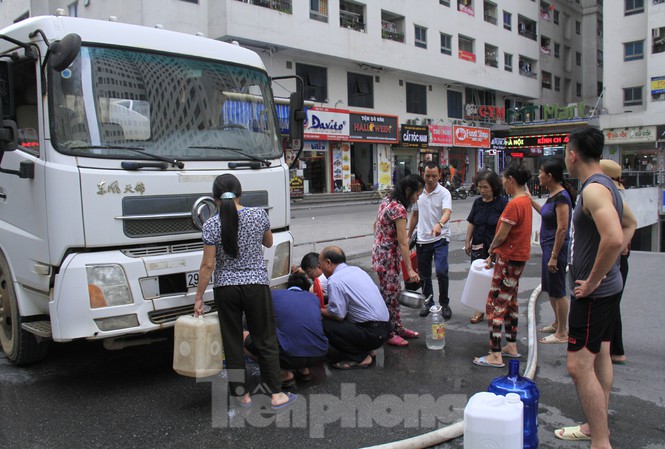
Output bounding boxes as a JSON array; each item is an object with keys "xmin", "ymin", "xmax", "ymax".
[
  {"xmin": 530, "ymin": 159, "xmax": 576, "ymax": 344},
  {"xmin": 194, "ymin": 174, "xmax": 296, "ymax": 409}
]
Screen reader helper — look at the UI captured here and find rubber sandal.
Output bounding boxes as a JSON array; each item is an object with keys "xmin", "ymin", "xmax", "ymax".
[
  {"xmin": 271, "ymin": 392, "xmax": 298, "ymax": 410},
  {"xmin": 331, "ymin": 360, "xmax": 372, "ymax": 370},
  {"xmin": 400, "ymin": 328, "xmax": 419, "ymax": 339},
  {"xmin": 539, "ymin": 324, "xmax": 557, "ymax": 333},
  {"xmin": 554, "ymin": 425, "xmax": 591, "ymax": 441},
  {"xmin": 470, "ymin": 311, "xmax": 484, "ymax": 324},
  {"xmin": 473, "ymin": 356, "xmax": 505, "ymax": 368},
  {"xmin": 611, "ymin": 356, "xmax": 627, "ymax": 365},
  {"xmin": 539, "ymin": 334, "xmax": 568, "ymax": 344},
  {"xmin": 386, "ymin": 335, "xmax": 409, "ymax": 346},
  {"xmin": 501, "ymin": 352, "xmax": 522, "ymax": 358}
]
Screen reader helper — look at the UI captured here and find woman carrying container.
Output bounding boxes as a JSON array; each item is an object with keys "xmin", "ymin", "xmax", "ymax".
[
  {"xmin": 464, "ymin": 169, "xmax": 509, "ymax": 324},
  {"xmin": 194, "ymin": 174, "xmax": 296, "ymax": 409},
  {"xmin": 473, "ymin": 163, "xmax": 532, "ymax": 368},
  {"xmin": 372, "ymin": 174, "xmax": 424, "ymax": 346},
  {"xmin": 529, "ymin": 159, "xmax": 576, "ymax": 344}
]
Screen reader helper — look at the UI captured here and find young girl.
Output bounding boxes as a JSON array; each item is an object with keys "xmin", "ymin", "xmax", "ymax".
[{"xmin": 194, "ymin": 174, "xmax": 296, "ymax": 409}]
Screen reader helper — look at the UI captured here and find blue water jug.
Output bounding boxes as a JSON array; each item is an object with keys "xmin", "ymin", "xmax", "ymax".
[{"xmin": 488, "ymin": 359, "xmax": 540, "ymax": 449}]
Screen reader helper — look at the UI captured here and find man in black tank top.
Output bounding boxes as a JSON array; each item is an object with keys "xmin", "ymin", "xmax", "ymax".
[{"xmin": 553, "ymin": 128, "xmax": 637, "ymax": 447}]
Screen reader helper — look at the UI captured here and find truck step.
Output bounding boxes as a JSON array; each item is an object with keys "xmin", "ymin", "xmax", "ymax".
[{"xmin": 21, "ymin": 321, "xmax": 53, "ymax": 338}]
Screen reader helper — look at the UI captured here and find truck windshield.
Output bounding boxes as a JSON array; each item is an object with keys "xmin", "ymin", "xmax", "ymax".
[{"xmin": 50, "ymin": 46, "xmax": 281, "ymax": 161}]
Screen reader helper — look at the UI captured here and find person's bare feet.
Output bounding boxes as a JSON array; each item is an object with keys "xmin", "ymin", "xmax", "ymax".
[{"xmin": 271, "ymin": 392, "xmax": 292, "ymax": 407}]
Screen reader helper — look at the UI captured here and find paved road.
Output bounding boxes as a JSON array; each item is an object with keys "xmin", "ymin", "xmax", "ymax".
[{"xmin": 1, "ymin": 199, "xmax": 663, "ymax": 449}]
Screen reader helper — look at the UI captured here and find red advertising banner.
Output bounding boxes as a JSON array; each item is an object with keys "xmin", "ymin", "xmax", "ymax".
[
  {"xmin": 428, "ymin": 125, "xmax": 453, "ymax": 146},
  {"xmin": 458, "ymin": 50, "xmax": 476, "ymax": 62},
  {"xmin": 453, "ymin": 125, "xmax": 491, "ymax": 148}
]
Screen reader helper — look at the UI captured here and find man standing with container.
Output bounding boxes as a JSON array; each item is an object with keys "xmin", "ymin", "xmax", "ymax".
[{"xmin": 408, "ymin": 162, "xmax": 453, "ymax": 319}]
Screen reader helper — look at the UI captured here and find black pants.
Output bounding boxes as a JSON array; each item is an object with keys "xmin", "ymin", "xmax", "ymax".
[
  {"xmin": 611, "ymin": 254, "xmax": 629, "ymax": 356},
  {"xmin": 214, "ymin": 284, "xmax": 281, "ymax": 396},
  {"xmin": 322, "ymin": 318, "xmax": 391, "ymax": 363},
  {"xmin": 245, "ymin": 336, "xmax": 326, "ymax": 370}
]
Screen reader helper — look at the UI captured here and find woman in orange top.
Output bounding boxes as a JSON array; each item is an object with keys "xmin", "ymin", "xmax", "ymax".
[{"xmin": 473, "ymin": 163, "xmax": 533, "ymax": 368}]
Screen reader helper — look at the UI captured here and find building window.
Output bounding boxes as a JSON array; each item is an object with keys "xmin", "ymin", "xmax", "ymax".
[
  {"xmin": 458, "ymin": 0, "xmax": 474, "ymax": 16},
  {"xmin": 347, "ymin": 73, "xmax": 373, "ymax": 108},
  {"xmin": 519, "ymin": 56, "xmax": 537, "ymax": 78},
  {"xmin": 406, "ymin": 82, "xmax": 427, "ymax": 114},
  {"xmin": 576, "ymin": 51, "xmax": 582, "ymax": 66},
  {"xmin": 381, "ymin": 11, "xmax": 405, "ymax": 43},
  {"xmin": 485, "ymin": 44, "xmax": 498, "ymax": 67},
  {"xmin": 554, "ymin": 76, "xmax": 561, "ymax": 92},
  {"xmin": 597, "ymin": 50, "xmax": 603, "ymax": 67},
  {"xmin": 575, "ymin": 20, "xmax": 581, "ymax": 34},
  {"xmin": 542, "ymin": 71, "xmax": 552, "ymax": 89},
  {"xmin": 68, "ymin": 1, "xmax": 78, "ymax": 17},
  {"xmin": 553, "ymin": 9, "xmax": 559, "ymax": 24},
  {"xmin": 653, "ymin": 27, "xmax": 665, "ymax": 54},
  {"xmin": 297, "ymin": 63, "xmax": 327, "ymax": 102},
  {"xmin": 503, "ymin": 11, "xmax": 512, "ymax": 30},
  {"xmin": 598, "ymin": 82, "xmax": 603, "ymax": 97},
  {"xmin": 484, "ymin": 1, "xmax": 498, "ymax": 25},
  {"xmin": 541, "ymin": 36, "xmax": 551, "ymax": 55},
  {"xmin": 458, "ymin": 35, "xmax": 475, "ymax": 62},
  {"xmin": 504, "ymin": 52, "xmax": 513, "ymax": 71},
  {"xmin": 440, "ymin": 0, "xmax": 451, "ymax": 5},
  {"xmin": 310, "ymin": 0, "xmax": 328, "ymax": 22},
  {"xmin": 576, "ymin": 82, "xmax": 582, "ymax": 97},
  {"xmin": 623, "ymin": 86, "xmax": 643, "ymax": 106},
  {"xmin": 415, "ymin": 25, "xmax": 427, "ymax": 49},
  {"xmin": 625, "ymin": 0, "xmax": 644, "ymax": 15},
  {"xmin": 340, "ymin": 1, "xmax": 366, "ymax": 32},
  {"xmin": 180, "ymin": 0, "xmax": 198, "ymax": 2},
  {"xmin": 440, "ymin": 33, "xmax": 452, "ymax": 55},
  {"xmin": 447, "ymin": 89, "xmax": 463, "ymax": 118},
  {"xmin": 518, "ymin": 15, "xmax": 537, "ymax": 41},
  {"xmin": 554, "ymin": 42, "xmax": 560, "ymax": 58},
  {"xmin": 624, "ymin": 40, "xmax": 644, "ymax": 61}
]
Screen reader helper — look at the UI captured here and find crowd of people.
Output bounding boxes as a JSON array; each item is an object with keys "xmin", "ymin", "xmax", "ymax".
[{"xmin": 192, "ymin": 127, "xmax": 637, "ymax": 447}]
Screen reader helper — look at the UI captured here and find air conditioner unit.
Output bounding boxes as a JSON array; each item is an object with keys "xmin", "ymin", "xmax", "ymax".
[
  {"xmin": 406, "ymin": 119, "xmax": 416, "ymax": 125},
  {"xmin": 425, "ymin": 118, "xmax": 433, "ymax": 125}
]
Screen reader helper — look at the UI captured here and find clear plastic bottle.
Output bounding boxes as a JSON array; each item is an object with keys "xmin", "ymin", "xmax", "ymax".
[{"xmin": 426, "ymin": 305, "xmax": 445, "ymax": 349}]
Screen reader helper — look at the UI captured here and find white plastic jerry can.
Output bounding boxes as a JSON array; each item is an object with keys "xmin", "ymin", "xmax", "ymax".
[
  {"xmin": 173, "ymin": 313, "xmax": 224, "ymax": 378},
  {"xmin": 464, "ymin": 392, "xmax": 524, "ymax": 449}
]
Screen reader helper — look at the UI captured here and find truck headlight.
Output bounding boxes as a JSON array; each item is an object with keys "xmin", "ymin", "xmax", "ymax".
[
  {"xmin": 271, "ymin": 241, "xmax": 291, "ymax": 279},
  {"xmin": 87, "ymin": 265, "xmax": 133, "ymax": 308}
]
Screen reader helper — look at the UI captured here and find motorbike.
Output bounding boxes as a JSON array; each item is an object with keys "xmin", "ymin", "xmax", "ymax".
[
  {"xmin": 467, "ymin": 184, "xmax": 479, "ymax": 197},
  {"xmin": 444, "ymin": 180, "xmax": 468, "ymax": 200}
]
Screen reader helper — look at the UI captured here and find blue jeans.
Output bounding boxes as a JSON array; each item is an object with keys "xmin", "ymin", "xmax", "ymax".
[{"xmin": 417, "ymin": 239, "xmax": 449, "ymax": 306}]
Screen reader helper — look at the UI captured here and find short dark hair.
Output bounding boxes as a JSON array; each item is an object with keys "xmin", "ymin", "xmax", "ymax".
[
  {"xmin": 320, "ymin": 246, "xmax": 346, "ymax": 265},
  {"xmin": 300, "ymin": 252, "xmax": 320, "ymax": 271},
  {"xmin": 424, "ymin": 161, "xmax": 439, "ymax": 171},
  {"xmin": 474, "ymin": 169, "xmax": 502, "ymax": 198},
  {"xmin": 287, "ymin": 271, "xmax": 312, "ymax": 290},
  {"xmin": 568, "ymin": 127, "xmax": 604, "ymax": 162},
  {"xmin": 502, "ymin": 162, "xmax": 532, "ymax": 186}
]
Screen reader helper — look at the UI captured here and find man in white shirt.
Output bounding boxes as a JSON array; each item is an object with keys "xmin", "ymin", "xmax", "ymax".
[{"xmin": 408, "ymin": 162, "xmax": 453, "ymax": 319}]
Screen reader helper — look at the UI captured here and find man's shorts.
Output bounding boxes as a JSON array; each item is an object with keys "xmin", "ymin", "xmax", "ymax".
[{"xmin": 568, "ymin": 291, "xmax": 621, "ymax": 353}]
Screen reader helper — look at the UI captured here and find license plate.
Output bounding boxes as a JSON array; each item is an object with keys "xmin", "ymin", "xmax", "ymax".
[{"xmin": 186, "ymin": 271, "xmax": 211, "ymax": 288}]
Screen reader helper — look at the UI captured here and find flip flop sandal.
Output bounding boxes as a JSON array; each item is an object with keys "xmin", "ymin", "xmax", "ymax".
[
  {"xmin": 271, "ymin": 392, "xmax": 298, "ymax": 411},
  {"xmin": 539, "ymin": 324, "xmax": 557, "ymax": 333},
  {"xmin": 501, "ymin": 352, "xmax": 522, "ymax": 358},
  {"xmin": 331, "ymin": 360, "xmax": 372, "ymax": 370},
  {"xmin": 473, "ymin": 356, "xmax": 505, "ymax": 368},
  {"xmin": 539, "ymin": 334, "xmax": 568, "ymax": 344},
  {"xmin": 554, "ymin": 425, "xmax": 591, "ymax": 441},
  {"xmin": 400, "ymin": 328, "xmax": 420, "ymax": 339},
  {"xmin": 470, "ymin": 312, "xmax": 484, "ymax": 324},
  {"xmin": 386, "ymin": 335, "xmax": 409, "ymax": 346}
]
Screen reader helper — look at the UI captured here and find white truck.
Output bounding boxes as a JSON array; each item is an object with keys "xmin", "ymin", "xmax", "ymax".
[{"xmin": 0, "ymin": 15, "xmax": 303, "ymax": 364}]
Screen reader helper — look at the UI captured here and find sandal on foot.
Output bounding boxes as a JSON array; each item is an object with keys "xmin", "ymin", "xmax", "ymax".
[
  {"xmin": 501, "ymin": 352, "xmax": 522, "ymax": 358},
  {"xmin": 470, "ymin": 311, "xmax": 484, "ymax": 324},
  {"xmin": 473, "ymin": 356, "xmax": 505, "ymax": 368},
  {"xmin": 271, "ymin": 392, "xmax": 298, "ymax": 410},
  {"xmin": 611, "ymin": 356, "xmax": 627, "ymax": 365},
  {"xmin": 539, "ymin": 324, "xmax": 557, "ymax": 333},
  {"xmin": 400, "ymin": 328, "xmax": 419, "ymax": 339},
  {"xmin": 554, "ymin": 425, "xmax": 591, "ymax": 441},
  {"xmin": 539, "ymin": 334, "xmax": 568, "ymax": 344},
  {"xmin": 331, "ymin": 360, "xmax": 372, "ymax": 370},
  {"xmin": 386, "ymin": 335, "xmax": 409, "ymax": 346}
]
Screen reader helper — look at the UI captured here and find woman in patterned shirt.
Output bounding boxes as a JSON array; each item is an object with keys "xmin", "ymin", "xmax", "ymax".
[
  {"xmin": 194, "ymin": 174, "xmax": 296, "ymax": 409},
  {"xmin": 372, "ymin": 174, "xmax": 424, "ymax": 347}
]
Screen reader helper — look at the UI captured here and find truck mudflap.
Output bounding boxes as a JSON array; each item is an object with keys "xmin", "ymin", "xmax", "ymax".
[{"xmin": 50, "ymin": 232, "xmax": 292, "ymax": 341}]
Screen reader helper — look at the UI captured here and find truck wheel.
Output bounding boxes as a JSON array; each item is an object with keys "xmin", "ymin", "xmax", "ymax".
[{"xmin": 0, "ymin": 254, "xmax": 49, "ymax": 365}]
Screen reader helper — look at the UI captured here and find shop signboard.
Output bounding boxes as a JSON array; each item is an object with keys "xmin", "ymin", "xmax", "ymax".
[
  {"xmin": 428, "ymin": 125, "xmax": 453, "ymax": 146},
  {"xmin": 453, "ymin": 125, "xmax": 490, "ymax": 148},
  {"xmin": 464, "ymin": 104, "xmax": 506, "ymax": 122},
  {"xmin": 349, "ymin": 113, "xmax": 398, "ymax": 143},
  {"xmin": 651, "ymin": 76, "xmax": 665, "ymax": 95},
  {"xmin": 331, "ymin": 143, "xmax": 352, "ymax": 192},
  {"xmin": 400, "ymin": 124, "xmax": 429, "ymax": 149},
  {"xmin": 605, "ymin": 126, "xmax": 657, "ymax": 144},
  {"xmin": 458, "ymin": 50, "xmax": 476, "ymax": 62},
  {"xmin": 304, "ymin": 107, "xmax": 350, "ymax": 141},
  {"xmin": 377, "ymin": 145, "xmax": 393, "ymax": 189},
  {"xmin": 502, "ymin": 133, "xmax": 569, "ymax": 149},
  {"xmin": 289, "ymin": 174, "xmax": 304, "ymax": 198}
]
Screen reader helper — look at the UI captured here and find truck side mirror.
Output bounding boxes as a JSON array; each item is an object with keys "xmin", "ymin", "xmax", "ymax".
[
  {"xmin": 289, "ymin": 91, "xmax": 305, "ymax": 143},
  {"xmin": 49, "ymin": 33, "xmax": 82, "ymax": 72}
]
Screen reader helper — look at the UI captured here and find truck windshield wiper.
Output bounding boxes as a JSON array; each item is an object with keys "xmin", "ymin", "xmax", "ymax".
[
  {"xmin": 67, "ymin": 145, "xmax": 185, "ymax": 169},
  {"xmin": 188, "ymin": 146, "xmax": 272, "ymax": 167}
]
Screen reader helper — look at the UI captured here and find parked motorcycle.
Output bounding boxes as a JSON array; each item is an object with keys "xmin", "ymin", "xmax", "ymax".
[
  {"xmin": 444, "ymin": 180, "xmax": 468, "ymax": 200},
  {"xmin": 467, "ymin": 184, "xmax": 479, "ymax": 197}
]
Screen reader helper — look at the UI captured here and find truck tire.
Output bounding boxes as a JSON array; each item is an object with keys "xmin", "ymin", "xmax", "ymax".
[{"xmin": 0, "ymin": 254, "xmax": 49, "ymax": 365}]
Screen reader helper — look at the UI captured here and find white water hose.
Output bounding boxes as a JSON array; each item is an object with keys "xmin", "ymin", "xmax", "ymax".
[{"xmin": 362, "ymin": 285, "xmax": 542, "ymax": 449}]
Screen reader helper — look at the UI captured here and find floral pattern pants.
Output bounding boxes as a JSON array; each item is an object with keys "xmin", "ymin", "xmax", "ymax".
[
  {"xmin": 486, "ymin": 255, "xmax": 525, "ymax": 353},
  {"xmin": 378, "ymin": 270, "xmax": 403, "ymax": 337}
]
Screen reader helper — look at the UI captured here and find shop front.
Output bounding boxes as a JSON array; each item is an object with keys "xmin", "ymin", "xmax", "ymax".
[
  {"xmin": 452, "ymin": 125, "xmax": 491, "ymax": 183},
  {"xmin": 303, "ymin": 107, "xmax": 350, "ymax": 193},
  {"xmin": 604, "ymin": 126, "xmax": 660, "ymax": 188},
  {"xmin": 393, "ymin": 124, "xmax": 428, "ymax": 185},
  {"xmin": 349, "ymin": 112, "xmax": 399, "ymax": 191},
  {"xmin": 494, "ymin": 132, "xmax": 569, "ymax": 173},
  {"xmin": 427, "ymin": 124, "xmax": 453, "ymax": 174}
]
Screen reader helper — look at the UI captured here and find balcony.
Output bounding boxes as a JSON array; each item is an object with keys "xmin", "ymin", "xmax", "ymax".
[
  {"xmin": 236, "ymin": 0, "xmax": 292, "ymax": 14},
  {"xmin": 381, "ymin": 17, "xmax": 405, "ymax": 43},
  {"xmin": 340, "ymin": 10, "xmax": 365, "ymax": 32}
]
